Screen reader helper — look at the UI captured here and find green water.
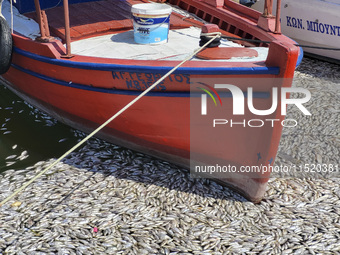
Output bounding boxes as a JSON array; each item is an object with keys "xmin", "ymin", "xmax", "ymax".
[{"xmin": 0, "ymin": 82, "xmax": 82, "ymax": 173}]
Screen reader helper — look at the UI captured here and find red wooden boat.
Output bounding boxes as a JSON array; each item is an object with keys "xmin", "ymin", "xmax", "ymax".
[{"xmin": 0, "ymin": 0, "xmax": 302, "ymax": 202}]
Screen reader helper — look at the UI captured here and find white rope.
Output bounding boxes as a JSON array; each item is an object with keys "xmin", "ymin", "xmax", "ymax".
[
  {"xmin": 0, "ymin": 0, "xmax": 3, "ymax": 18},
  {"xmin": 0, "ymin": 33, "xmax": 220, "ymax": 207},
  {"xmin": 10, "ymin": 0, "xmax": 13, "ymax": 33},
  {"xmin": 200, "ymin": 32, "xmax": 222, "ymax": 38}
]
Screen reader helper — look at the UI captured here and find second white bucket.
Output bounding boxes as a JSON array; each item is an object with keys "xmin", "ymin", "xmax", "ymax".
[{"xmin": 131, "ymin": 3, "xmax": 172, "ymax": 44}]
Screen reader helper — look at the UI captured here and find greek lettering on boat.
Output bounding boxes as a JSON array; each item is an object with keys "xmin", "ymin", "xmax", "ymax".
[
  {"xmin": 112, "ymin": 71, "xmax": 191, "ymax": 90},
  {"xmin": 286, "ymin": 16, "xmax": 340, "ymax": 37}
]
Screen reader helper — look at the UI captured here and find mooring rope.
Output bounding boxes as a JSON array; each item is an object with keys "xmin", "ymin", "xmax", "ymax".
[
  {"xmin": 0, "ymin": 0, "xmax": 13, "ymax": 33},
  {"xmin": 221, "ymin": 35, "xmax": 340, "ymax": 51},
  {"xmin": 10, "ymin": 0, "xmax": 13, "ymax": 34},
  {"xmin": 0, "ymin": 33, "xmax": 221, "ymax": 207}
]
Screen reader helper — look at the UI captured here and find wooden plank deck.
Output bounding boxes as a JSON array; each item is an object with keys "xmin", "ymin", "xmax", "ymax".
[{"xmin": 26, "ymin": 0, "xmax": 198, "ymax": 42}]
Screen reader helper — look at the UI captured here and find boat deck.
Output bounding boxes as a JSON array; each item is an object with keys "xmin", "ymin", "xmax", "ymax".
[
  {"xmin": 4, "ymin": 0, "xmax": 269, "ymax": 62},
  {"xmin": 26, "ymin": 0, "xmax": 201, "ymax": 42},
  {"xmin": 70, "ymin": 27, "xmax": 269, "ymax": 62}
]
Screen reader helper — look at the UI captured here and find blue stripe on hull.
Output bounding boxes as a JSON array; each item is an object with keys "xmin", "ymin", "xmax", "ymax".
[{"xmin": 11, "ymin": 64, "xmax": 270, "ymax": 98}]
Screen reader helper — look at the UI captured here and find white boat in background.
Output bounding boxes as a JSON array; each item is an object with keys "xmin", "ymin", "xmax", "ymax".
[{"xmin": 252, "ymin": 0, "xmax": 340, "ymax": 63}]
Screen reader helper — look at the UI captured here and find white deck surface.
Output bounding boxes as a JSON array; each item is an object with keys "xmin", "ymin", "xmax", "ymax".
[{"xmin": 71, "ymin": 27, "xmax": 269, "ymax": 62}]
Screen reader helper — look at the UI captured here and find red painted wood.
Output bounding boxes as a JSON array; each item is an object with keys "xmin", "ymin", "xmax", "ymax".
[
  {"xmin": 204, "ymin": 0, "xmax": 224, "ymax": 7},
  {"xmin": 197, "ymin": 47, "xmax": 258, "ymax": 59},
  {"xmin": 224, "ymin": 0, "xmax": 262, "ymax": 22},
  {"xmin": 202, "ymin": 24, "xmax": 220, "ymax": 33},
  {"xmin": 13, "ymin": 34, "xmax": 66, "ymax": 58}
]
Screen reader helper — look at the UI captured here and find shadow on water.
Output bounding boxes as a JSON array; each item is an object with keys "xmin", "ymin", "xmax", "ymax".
[{"xmin": 0, "ymin": 83, "xmax": 81, "ymax": 173}]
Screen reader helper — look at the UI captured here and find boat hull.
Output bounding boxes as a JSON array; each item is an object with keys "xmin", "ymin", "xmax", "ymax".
[
  {"xmin": 0, "ymin": 70, "xmax": 280, "ymax": 203},
  {"xmin": 0, "ymin": 0, "xmax": 302, "ymax": 202},
  {"xmin": 1, "ymin": 43, "xmax": 299, "ymax": 203}
]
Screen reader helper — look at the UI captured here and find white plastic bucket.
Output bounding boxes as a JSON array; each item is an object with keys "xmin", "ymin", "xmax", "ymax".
[{"xmin": 131, "ymin": 3, "xmax": 172, "ymax": 44}]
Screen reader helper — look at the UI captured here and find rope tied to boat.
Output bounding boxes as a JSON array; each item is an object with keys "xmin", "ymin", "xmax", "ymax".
[
  {"xmin": 199, "ymin": 31, "xmax": 222, "ymax": 48},
  {"xmin": 0, "ymin": 0, "xmax": 14, "ymax": 33},
  {"xmin": 0, "ymin": 33, "xmax": 221, "ymax": 207},
  {"xmin": 10, "ymin": 0, "xmax": 13, "ymax": 34},
  {"xmin": 200, "ymin": 32, "xmax": 222, "ymax": 37},
  {"xmin": 221, "ymin": 35, "xmax": 340, "ymax": 51}
]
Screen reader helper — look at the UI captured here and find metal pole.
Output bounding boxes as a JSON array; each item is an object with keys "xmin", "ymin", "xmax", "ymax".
[
  {"xmin": 33, "ymin": 0, "xmax": 46, "ymax": 37},
  {"xmin": 63, "ymin": 0, "xmax": 72, "ymax": 57},
  {"xmin": 33, "ymin": 0, "xmax": 52, "ymax": 41},
  {"xmin": 274, "ymin": 0, "xmax": 282, "ymax": 34}
]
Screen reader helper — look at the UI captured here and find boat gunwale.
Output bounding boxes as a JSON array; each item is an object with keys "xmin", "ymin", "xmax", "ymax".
[
  {"xmin": 7, "ymin": 0, "xmax": 304, "ymax": 74},
  {"xmin": 13, "ymin": 46, "xmax": 283, "ymax": 75},
  {"xmin": 11, "ymin": 63, "xmax": 274, "ymax": 98}
]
